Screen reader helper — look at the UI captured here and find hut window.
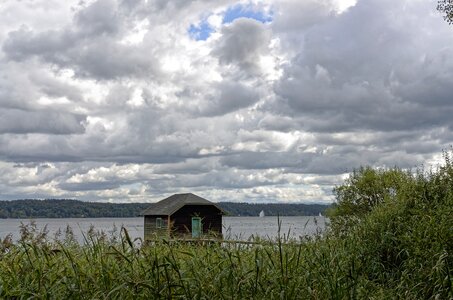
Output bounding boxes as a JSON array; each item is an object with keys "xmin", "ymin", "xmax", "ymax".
[{"xmin": 156, "ymin": 218, "xmax": 165, "ymax": 228}]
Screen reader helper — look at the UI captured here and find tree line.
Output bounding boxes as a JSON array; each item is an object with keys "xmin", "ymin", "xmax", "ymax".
[
  {"xmin": 218, "ymin": 202, "xmax": 329, "ymax": 216},
  {"xmin": 0, "ymin": 199, "xmax": 330, "ymax": 219}
]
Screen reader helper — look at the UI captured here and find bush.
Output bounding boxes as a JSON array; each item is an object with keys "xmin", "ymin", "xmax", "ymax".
[{"xmin": 329, "ymin": 149, "xmax": 453, "ymax": 298}]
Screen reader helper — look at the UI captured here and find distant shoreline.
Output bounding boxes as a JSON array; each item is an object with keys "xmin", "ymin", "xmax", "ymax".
[{"xmin": 0, "ymin": 199, "xmax": 331, "ymax": 218}]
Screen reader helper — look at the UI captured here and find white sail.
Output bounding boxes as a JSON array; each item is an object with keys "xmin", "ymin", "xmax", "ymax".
[{"xmin": 259, "ymin": 210, "xmax": 265, "ymax": 217}]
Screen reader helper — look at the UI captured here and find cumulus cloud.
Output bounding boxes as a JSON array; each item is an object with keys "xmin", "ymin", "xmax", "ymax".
[
  {"xmin": 275, "ymin": 0, "xmax": 453, "ymax": 133},
  {"xmin": 213, "ymin": 18, "xmax": 271, "ymax": 74},
  {"xmin": 2, "ymin": 0, "xmax": 161, "ymax": 80},
  {"xmin": 3, "ymin": 28, "xmax": 160, "ymax": 80},
  {"xmin": 272, "ymin": 0, "xmax": 335, "ymax": 33},
  {"xmin": 0, "ymin": 0, "xmax": 451, "ymax": 203},
  {"xmin": 193, "ymin": 81, "xmax": 261, "ymax": 116},
  {"xmin": 0, "ymin": 109, "xmax": 86, "ymax": 134}
]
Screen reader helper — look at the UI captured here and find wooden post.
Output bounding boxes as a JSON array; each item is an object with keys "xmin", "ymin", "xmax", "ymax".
[
  {"xmin": 144, "ymin": 216, "xmax": 146, "ymax": 241},
  {"xmin": 167, "ymin": 215, "xmax": 171, "ymax": 237}
]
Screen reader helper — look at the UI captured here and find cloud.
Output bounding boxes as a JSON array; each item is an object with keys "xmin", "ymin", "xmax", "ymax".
[
  {"xmin": 193, "ymin": 81, "xmax": 261, "ymax": 116},
  {"xmin": 213, "ymin": 18, "xmax": 271, "ymax": 74},
  {"xmin": 3, "ymin": 28, "xmax": 161, "ymax": 80},
  {"xmin": 0, "ymin": 109, "xmax": 86, "ymax": 134},
  {"xmin": 222, "ymin": 4, "xmax": 272, "ymax": 25},
  {"xmin": 0, "ymin": 0, "xmax": 452, "ymax": 203},
  {"xmin": 274, "ymin": 0, "xmax": 453, "ymax": 133},
  {"xmin": 272, "ymin": 0, "xmax": 335, "ymax": 33},
  {"xmin": 74, "ymin": 0, "xmax": 121, "ymax": 37},
  {"xmin": 2, "ymin": 0, "xmax": 161, "ymax": 80}
]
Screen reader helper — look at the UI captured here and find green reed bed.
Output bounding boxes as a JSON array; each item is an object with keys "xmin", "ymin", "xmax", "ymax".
[
  {"xmin": 0, "ymin": 225, "xmax": 329, "ymax": 299},
  {"xmin": 0, "ymin": 218, "xmax": 450, "ymax": 299}
]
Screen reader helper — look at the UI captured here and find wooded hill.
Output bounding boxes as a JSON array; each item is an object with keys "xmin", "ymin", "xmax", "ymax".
[{"xmin": 0, "ymin": 199, "xmax": 330, "ymax": 218}]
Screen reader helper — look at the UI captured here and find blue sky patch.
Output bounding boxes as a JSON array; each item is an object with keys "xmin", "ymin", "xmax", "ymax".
[
  {"xmin": 188, "ymin": 19, "xmax": 215, "ymax": 41},
  {"xmin": 223, "ymin": 4, "xmax": 273, "ymax": 24},
  {"xmin": 188, "ymin": 4, "xmax": 273, "ymax": 41}
]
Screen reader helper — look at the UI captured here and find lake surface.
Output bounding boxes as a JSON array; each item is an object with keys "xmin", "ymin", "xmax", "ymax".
[{"xmin": 0, "ymin": 216, "xmax": 328, "ymax": 243}]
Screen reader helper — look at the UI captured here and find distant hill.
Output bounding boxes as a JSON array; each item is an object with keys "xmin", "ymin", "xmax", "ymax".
[
  {"xmin": 0, "ymin": 199, "xmax": 331, "ymax": 218},
  {"xmin": 0, "ymin": 199, "xmax": 150, "ymax": 219},
  {"xmin": 218, "ymin": 202, "xmax": 330, "ymax": 216}
]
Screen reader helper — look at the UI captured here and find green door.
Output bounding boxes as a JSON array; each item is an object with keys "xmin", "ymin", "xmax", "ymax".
[{"xmin": 191, "ymin": 217, "xmax": 202, "ymax": 238}]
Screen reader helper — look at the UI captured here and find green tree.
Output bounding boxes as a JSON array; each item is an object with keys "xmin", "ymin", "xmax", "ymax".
[
  {"xmin": 330, "ymin": 166, "xmax": 412, "ymax": 218},
  {"xmin": 328, "ymin": 150, "xmax": 453, "ymax": 298},
  {"xmin": 438, "ymin": 0, "xmax": 453, "ymax": 24}
]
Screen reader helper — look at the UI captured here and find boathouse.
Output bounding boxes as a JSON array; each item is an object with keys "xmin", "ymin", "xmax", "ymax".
[{"xmin": 142, "ymin": 193, "xmax": 225, "ymax": 240}]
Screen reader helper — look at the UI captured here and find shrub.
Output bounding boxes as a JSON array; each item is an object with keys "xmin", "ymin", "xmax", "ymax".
[{"xmin": 329, "ymin": 149, "xmax": 453, "ymax": 298}]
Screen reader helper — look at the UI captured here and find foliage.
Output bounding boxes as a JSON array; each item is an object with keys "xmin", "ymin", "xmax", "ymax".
[
  {"xmin": 438, "ymin": 0, "xmax": 453, "ymax": 24},
  {"xmin": 329, "ymin": 166, "xmax": 412, "ymax": 233},
  {"xmin": 0, "ymin": 151, "xmax": 452, "ymax": 298},
  {"xmin": 0, "ymin": 207, "xmax": 450, "ymax": 299},
  {"xmin": 328, "ymin": 149, "xmax": 453, "ymax": 298},
  {"xmin": 332, "ymin": 167, "xmax": 411, "ymax": 216},
  {"xmin": 0, "ymin": 223, "xmax": 338, "ymax": 299}
]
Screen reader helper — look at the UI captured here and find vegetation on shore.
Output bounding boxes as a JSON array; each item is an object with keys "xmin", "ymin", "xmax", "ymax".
[
  {"xmin": 0, "ymin": 200, "xmax": 329, "ymax": 218},
  {"xmin": 0, "ymin": 150, "xmax": 452, "ymax": 299}
]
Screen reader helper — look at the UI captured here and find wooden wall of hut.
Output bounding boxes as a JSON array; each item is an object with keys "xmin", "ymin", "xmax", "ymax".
[
  {"xmin": 144, "ymin": 215, "xmax": 169, "ymax": 240},
  {"xmin": 171, "ymin": 205, "xmax": 222, "ymax": 237}
]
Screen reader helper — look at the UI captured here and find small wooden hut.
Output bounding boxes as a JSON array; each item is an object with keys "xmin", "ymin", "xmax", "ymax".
[{"xmin": 142, "ymin": 193, "xmax": 225, "ymax": 240}]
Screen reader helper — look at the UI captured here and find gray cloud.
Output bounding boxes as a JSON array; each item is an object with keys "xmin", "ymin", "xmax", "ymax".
[
  {"xmin": 272, "ymin": 0, "xmax": 334, "ymax": 33},
  {"xmin": 258, "ymin": 114, "xmax": 297, "ymax": 132},
  {"xmin": 0, "ymin": 0, "xmax": 452, "ymax": 203},
  {"xmin": 0, "ymin": 109, "xmax": 86, "ymax": 134},
  {"xmin": 29, "ymin": 72, "xmax": 83, "ymax": 102},
  {"xmin": 3, "ymin": 29, "xmax": 160, "ymax": 80},
  {"xmin": 213, "ymin": 18, "xmax": 271, "ymax": 75},
  {"xmin": 219, "ymin": 147, "xmax": 425, "ymax": 176},
  {"xmin": 74, "ymin": 0, "xmax": 121, "ymax": 37},
  {"xmin": 220, "ymin": 152, "xmax": 306, "ymax": 170},
  {"xmin": 59, "ymin": 181, "xmax": 121, "ymax": 191},
  {"xmin": 194, "ymin": 81, "xmax": 261, "ymax": 116},
  {"xmin": 2, "ymin": 0, "xmax": 160, "ymax": 80},
  {"xmin": 274, "ymin": 0, "xmax": 453, "ymax": 133}
]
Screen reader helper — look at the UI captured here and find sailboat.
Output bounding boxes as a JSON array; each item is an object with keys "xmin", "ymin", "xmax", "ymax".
[{"xmin": 259, "ymin": 210, "xmax": 265, "ymax": 217}]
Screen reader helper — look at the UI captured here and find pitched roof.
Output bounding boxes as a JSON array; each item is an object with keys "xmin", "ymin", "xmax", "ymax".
[{"xmin": 141, "ymin": 193, "xmax": 226, "ymax": 216}]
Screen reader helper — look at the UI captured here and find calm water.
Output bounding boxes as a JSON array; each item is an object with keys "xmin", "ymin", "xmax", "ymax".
[{"xmin": 0, "ymin": 216, "xmax": 328, "ymax": 243}]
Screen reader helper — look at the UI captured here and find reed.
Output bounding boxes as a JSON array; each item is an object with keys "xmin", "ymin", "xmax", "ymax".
[
  {"xmin": 0, "ymin": 216, "xmax": 450, "ymax": 299},
  {"xmin": 0, "ymin": 151, "xmax": 451, "ymax": 299}
]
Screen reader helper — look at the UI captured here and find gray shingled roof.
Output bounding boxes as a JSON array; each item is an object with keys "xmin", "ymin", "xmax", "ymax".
[{"xmin": 141, "ymin": 193, "xmax": 226, "ymax": 216}]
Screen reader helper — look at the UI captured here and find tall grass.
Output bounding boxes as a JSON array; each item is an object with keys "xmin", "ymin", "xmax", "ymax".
[
  {"xmin": 0, "ymin": 218, "xmax": 450, "ymax": 299},
  {"xmin": 0, "ymin": 151, "xmax": 452, "ymax": 299}
]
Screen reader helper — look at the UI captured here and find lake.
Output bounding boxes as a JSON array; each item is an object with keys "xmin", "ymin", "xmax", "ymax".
[{"xmin": 0, "ymin": 216, "xmax": 328, "ymax": 243}]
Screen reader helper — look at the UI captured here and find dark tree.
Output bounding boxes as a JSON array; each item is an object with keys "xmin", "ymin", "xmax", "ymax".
[{"xmin": 438, "ymin": 0, "xmax": 453, "ymax": 24}]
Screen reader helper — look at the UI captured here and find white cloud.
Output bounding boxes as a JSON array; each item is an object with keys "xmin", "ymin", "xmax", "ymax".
[{"xmin": 0, "ymin": 0, "xmax": 451, "ymax": 203}]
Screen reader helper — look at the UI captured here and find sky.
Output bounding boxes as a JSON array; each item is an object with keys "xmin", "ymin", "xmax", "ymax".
[{"xmin": 0, "ymin": 0, "xmax": 452, "ymax": 204}]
